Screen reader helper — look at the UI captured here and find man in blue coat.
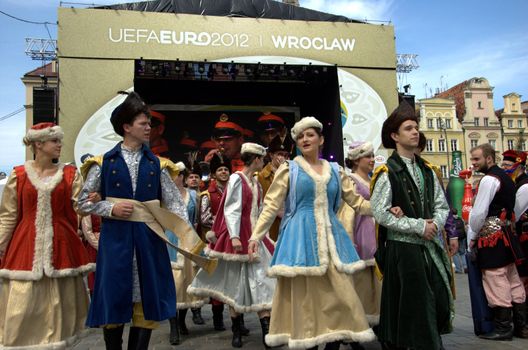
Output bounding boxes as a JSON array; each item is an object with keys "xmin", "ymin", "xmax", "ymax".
[{"xmin": 79, "ymin": 91, "xmax": 188, "ymax": 349}]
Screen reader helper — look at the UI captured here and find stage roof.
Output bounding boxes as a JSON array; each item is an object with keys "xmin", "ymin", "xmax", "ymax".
[{"xmin": 95, "ymin": 0, "xmax": 364, "ymax": 24}]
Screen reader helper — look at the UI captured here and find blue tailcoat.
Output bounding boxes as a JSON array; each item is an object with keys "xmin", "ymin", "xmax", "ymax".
[{"xmin": 86, "ymin": 144, "xmax": 176, "ymax": 327}]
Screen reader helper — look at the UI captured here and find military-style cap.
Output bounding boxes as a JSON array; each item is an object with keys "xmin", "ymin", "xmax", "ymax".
[
  {"xmin": 258, "ymin": 113, "xmax": 285, "ymax": 132},
  {"xmin": 502, "ymin": 150, "xmax": 518, "ymax": 163},
  {"xmin": 212, "ymin": 113, "xmax": 243, "ymax": 139}
]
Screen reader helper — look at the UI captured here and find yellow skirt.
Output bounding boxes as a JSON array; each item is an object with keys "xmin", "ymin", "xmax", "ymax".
[
  {"xmin": 0, "ymin": 276, "xmax": 89, "ymax": 349},
  {"xmin": 173, "ymin": 259, "xmax": 208, "ymax": 309},
  {"xmin": 265, "ymin": 263, "xmax": 376, "ymax": 349},
  {"xmin": 352, "ymin": 265, "xmax": 382, "ymax": 325}
]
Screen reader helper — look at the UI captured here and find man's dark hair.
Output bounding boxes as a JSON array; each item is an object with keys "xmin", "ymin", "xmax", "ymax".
[
  {"xmin": 241, "ymin": 153, "xmax": 261, "ymax": 166},
  {"xmin": 110, "ymin": 91, "xmax": 150, "ymax": 137},
  {"xmin": 381, "ymin": 101, "xmax": 418, "ymax": 149}
]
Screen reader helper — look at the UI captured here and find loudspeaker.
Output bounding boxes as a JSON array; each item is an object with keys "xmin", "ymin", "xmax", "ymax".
[
  {"xmin": 398, "ymin": 93, "xmax": 415, "ymax": 111},
  {"xmin": 33, "ymin": 87, "xmax": 56, "ymax": 124}
]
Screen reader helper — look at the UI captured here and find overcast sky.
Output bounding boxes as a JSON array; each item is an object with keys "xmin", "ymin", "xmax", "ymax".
[{"xmin": 0, "ymin": 0, "xmax": 527, "ymax": 172}]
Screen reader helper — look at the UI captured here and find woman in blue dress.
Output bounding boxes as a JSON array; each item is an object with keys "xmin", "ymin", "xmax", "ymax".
[{"xmin": 249, "ymin": 117, "xmax": 376, "ymax": 350}]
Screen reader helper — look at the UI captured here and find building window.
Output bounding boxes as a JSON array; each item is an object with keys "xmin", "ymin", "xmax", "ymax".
[
  {"xmin": 426, "ymin": 139, "xmax": 433, "ymax": 152},
  {"xmin": 522, "ymin": 141, "xmax": 526, "ymax": 151},
  {"xmin": 478, "ymin": 101, "xmax": 483, "ymax": 109},
  {"xmin": 437, "ymin": 119, "xmax": 442, "ymax": 129},
  {"xmin": 508, "ymin": 139, "xmax": 515, "ymax": 149},
  {"xmin": 441, "ymin": 165, "xmax": 448, "ymax": 178},
  {"xmin": 474, "ymin": 118, "xmax": 480, "ymax": 126},
  {"xmin": 508, "ymin": 120, "xmax": 513, "ymax": 128},
  {"xmin": 484, "ymin": 118, "xmax": 489, "ymax": 126},
  {"xmin": 445, "ymin": 118, "xmax": 452, "ymax": 129},
  {"xmin": 518, "ymin": 120, "xmax": 523, "ymax": 128},
  {"xmin": 438, "ymin": 139, "xmax": 446, "ymax": 152},
  {"xmin": 470, "ymin": 139, "xmax": 478, "ymax": 148},
  {"xmin": 489, "ymin": 139, "xmax": 496, "ymax": 149},
  {"xmin": 427, "ymin": 119, "xmax": 433, "ymax": 129},
  {"xmin": 451, "ymin": 139, "xmax": 458, "ymax": 151}
]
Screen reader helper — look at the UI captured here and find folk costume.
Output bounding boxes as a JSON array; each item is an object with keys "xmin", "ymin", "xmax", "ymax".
[
  {"xmin": 189, "ymin": 143, "xmax": 275, "ymax": 348},
  {"xmin": 0, "ymin": 123, "xmax": 93, "ymax": 349},
  {"xmin": 337, "ymin": 141, "xmax": 381, "ymax": 325},
  {"xmin": 189, "ymin": 152, "xmax": 275, "ymax": 313},
  {"xmin": 78, "ymin": 92, "xmax": 187, "ymax": 349},
  {"xmin": 468, "ymin": 154, "xmax": 528, "ymax": 339},
  {"xmin": 251, "ymin": 117, "xmax": 375, "ymax": 350},
  {"xmin": 372, "ymin": 103, "xmax": 453, "ymax": 350},
  {"xmin": 198, "ymin": 153, "xmax": 231, "ymax": 331}
]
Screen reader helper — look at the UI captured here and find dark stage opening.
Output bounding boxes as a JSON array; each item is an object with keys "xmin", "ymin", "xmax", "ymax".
[{"xmin": 134, "ymin": 59, "xmax": 343, "ymax": 164}]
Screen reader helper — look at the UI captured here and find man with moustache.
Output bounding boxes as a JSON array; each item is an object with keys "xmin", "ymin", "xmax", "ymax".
[
  {"xmin": 371, "ymin": 101, "xmax": 453, "ymax": 350},
  {"xmin": 205, "ymin": 114, "xmax": 245, "ymax": 172},
  {"xmin": 469, "ymin": 144, "xmax": 528, "ymax": 340}
]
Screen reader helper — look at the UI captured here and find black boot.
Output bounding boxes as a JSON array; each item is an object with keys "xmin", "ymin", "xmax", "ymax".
[
  {"xmin": 103, "ymin": 325, "xmax": 124, "ymax": 350},
  {"xmin": 231, "ymin": 316, "xmax": 243, "ymax": 348},
  {"xmin": 259, "ymin": 316, "xmax": 271, "ymax": 348},
  {"xmin": 212, "ymin": 304, "xmax": 226, "ymax": 331},
  {"xmin": 240, "ymin": 314, "xmax": 250, "ymax": 336},
  {"xmin": 324, "ymin": 341, "xmax": 341, "ymax": 350},
  {"xmin": 191, "ymin": 307, "xmax": 205, "ymax": 325},
  {"xmin": 127, "ymin": 327, "xmax": 152, "ymax": 350},
  {"xmin": 179, "ymin": 308, "xmax": 189, "ymax": 335},
  {"xmin": 169, "ymin": 315, "xmax": 181, "ymax": 345},
  {"xmin": 512, "ymin": 302, "xmax": 528, "ymax": 338},
  {"xmin": 479, "ymin": 306, "xmax": 513, "ymax": 340}
]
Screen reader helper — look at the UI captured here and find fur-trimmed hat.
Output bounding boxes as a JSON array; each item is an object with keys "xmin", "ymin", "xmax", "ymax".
[
  {"xmin": 210, "ymin": 153, "xmax": 231, "ymax": 174},
  {"xmin": 290, "ymin": 116, "xmax": 323, "ymax": 140},
  {"xmin": 241, "ymin": 142, "xmax": 266, "ymax": 157},
  {"xmin": 110, "ymin": 91, "xmax": 150, "ymax": 137},
  {"xmin": 268, "ymin": 135, "xmax": 293, "ymax": 154},
  {"xmin": 23, "ymin": 122, "xmax": 64, "ymax": 146},
  {"xmin": 347, "ymin": 141, "xmax": 374, "ymax": 161},
  {"xmin": 381, "ymin": 101, "xmax": 418, "ymax": 149}
]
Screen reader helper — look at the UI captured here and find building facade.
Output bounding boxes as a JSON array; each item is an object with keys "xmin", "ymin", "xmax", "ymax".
[
  {"xmin": 436, "ymin": 77, "xmax": 503, "ymax": 167},
  {"xmin": 497, "ymin": 93, "xmax": 527, "ymax": 152},
  {"xmin": 418, "ymin": 97, "xmax": 465, "ymax": 185}
]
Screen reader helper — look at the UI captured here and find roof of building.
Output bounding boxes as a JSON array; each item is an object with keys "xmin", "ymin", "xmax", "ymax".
[
  {"xmin": 23, "ymin": 62, "xmax": 57, "ymax": 78},
  {"xmin": 94, "ymin": 0, "xmax": 365, "ymax": 23},
  {"xmin": 435, "ymin": 80, "xmax": 468, "ymax": 122}
]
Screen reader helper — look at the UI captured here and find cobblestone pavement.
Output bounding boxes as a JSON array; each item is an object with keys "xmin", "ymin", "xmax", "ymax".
[{"xmin": 72, "ymin": 273, "xmax": 528, "ymax": 349}]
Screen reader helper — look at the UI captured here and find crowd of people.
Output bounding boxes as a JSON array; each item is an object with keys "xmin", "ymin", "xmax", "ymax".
[{"xmin": 0, "ymin": 91, "xmax": 527, "ymax": 350}]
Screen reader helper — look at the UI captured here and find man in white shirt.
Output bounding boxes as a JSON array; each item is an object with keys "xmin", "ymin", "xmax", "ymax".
[{"xmin": 468, "ymin": 144, "xmax": 527, "ymax": 340}]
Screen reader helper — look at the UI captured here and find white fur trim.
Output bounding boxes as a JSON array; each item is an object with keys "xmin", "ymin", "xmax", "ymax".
[
  {"xmin": 366, "ymin": 314, "xmax": 380, "ymax": 326},
  {"xmin": 241, "ymin": 142, "xmax": 266, "ymax": 156},
  {"xmin": 0, "ymin": 328, "xmax": 90, "ymax": 349},
  {"xmin": 290, "ymin": 116, "xmax": 323, "ymax": 140},
  {"xmin": 204, "ymin": 246, "xmax": 261, "ymax": 262},
  {"xmin": 175, "ymin": 161, "xmax": 186, "ymax": 172},
  {"xmin": 23, "ymin": 125, "xmax": 64, "ymax": 146},
  {"xmin": 265, "ymin": 328, "xmax": 376, "ymax": 349},
  {"xmin": 205, "ymin": 230, "xmax": 217, "ymax": 244},
  {"xmin": 364, "ymin": 258, "xmax": 376, "ymax": 267},
  {"xmin": 269, "ymin": 157, "xmax": 365, "ymax": 278},
  {"xmin": 0, "ymin": 162, "xmax": 95, "ymax": 281},
  {"xmin": 176, "ymin": 299, "xmax": 208, "ymax": 309},
  {"xmin": 187, "ymin": 285, "xmax": 272, "ymax": 313},
  {"xmin": 347, "ymin": 141, "xmax": 374, "ymax": 161}
]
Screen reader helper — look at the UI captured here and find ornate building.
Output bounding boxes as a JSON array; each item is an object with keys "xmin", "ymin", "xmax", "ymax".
[
  {"xmin": 418, "ymin": 97, "xmax": 465, "ymax": 184},
  {"xmin": 496, "ymin": 93, "xmax": 527, "ymax": 152},
  {"xmin": 435, "ymin": 77, "xmax": 503, "ymax": 167}
]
